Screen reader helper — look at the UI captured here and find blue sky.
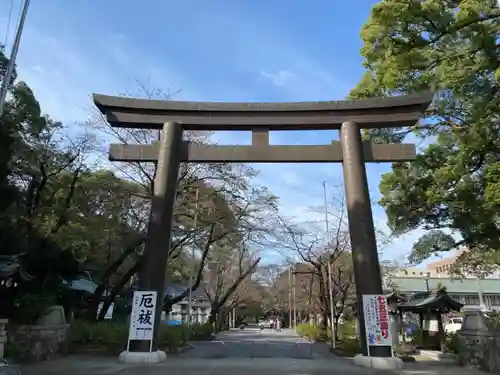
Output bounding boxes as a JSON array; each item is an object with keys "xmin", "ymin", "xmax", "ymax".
[{"xmin": 1, "ymin": 0, "xmax": 432, "ymax": 265}]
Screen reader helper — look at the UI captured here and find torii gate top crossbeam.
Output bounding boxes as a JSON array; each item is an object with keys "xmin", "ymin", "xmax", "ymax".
[{"xmin": 93, "ymin": 92, "xmax": 433, "ymax": 131}]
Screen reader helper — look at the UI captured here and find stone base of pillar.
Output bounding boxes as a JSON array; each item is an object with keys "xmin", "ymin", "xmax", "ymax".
[
  {"xmin": 353, "ymin": 354, "xmax": 404, "ymax": 370},
  {"xmin": 118, "ymin": 350, "xmax": 167, "ymax": 364}
]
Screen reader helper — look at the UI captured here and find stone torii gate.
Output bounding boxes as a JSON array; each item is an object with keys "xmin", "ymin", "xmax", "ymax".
[{"xmin": 94, "ymin": 93, "xmax": 432, "ymax": 365}]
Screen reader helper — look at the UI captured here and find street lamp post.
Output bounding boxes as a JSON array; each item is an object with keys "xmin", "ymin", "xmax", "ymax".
[
  {"xmin": 323, "ymin": 182, "xmax": 336, "ymax": 348},
  {"xmin": 288, "ymin": 266, "xmax": 292, "ymax": 328},
  {"xmin": 292, "ymin": 268, "xmax": 297, "ymax": 328},
  {"xmin": 475, "ymin": 277, "xmax": 485, "ymax": 309},
  {"xmin": 187, "ymin": 188, "xmax": 200, "ymax": 326}
]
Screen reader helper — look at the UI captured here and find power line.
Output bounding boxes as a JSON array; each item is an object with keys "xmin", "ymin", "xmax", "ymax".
[
  {"xmin": 3, "ymin": 0, "xmax": 15, "ymax": 49},
  {"xmin": 0, "ymin": 0, "xmax": 31, "ymax": 117}
]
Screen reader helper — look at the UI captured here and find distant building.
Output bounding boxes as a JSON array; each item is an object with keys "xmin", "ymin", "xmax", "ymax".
[
  {"xmin": 427, "ymin": 248, "xmax": 467, "ymax": 275},
  {"xmin": 384, "ymin": 250, "xmax": 500, "ymax": 310},
  {"xmin": 163, "ymin": 283, "xmax": 211, "ymax": 324}
]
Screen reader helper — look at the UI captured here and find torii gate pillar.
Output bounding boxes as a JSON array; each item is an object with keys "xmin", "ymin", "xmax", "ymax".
[{"xmin": 341, "ymin": 121, "xmax": 389, "ymax": 359}]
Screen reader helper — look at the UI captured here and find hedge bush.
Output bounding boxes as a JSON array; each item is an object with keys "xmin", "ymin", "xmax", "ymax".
[
  {"xmin": 66, "ymin": 320, "xmax": 213, "ymax": 355},
  {"xmin": 295, "ymin": 322, "xmax": 361, "ymax": 357},
  {"xmin": 338, "ymin": 320, "xmax": 356, "ymax": 339},
  {"xmin": 296, "ymin": 321, "xmax": 357, "ymax": 341},
  {"xmin": 444, "ymin": 332, "xmax": 461, "ymax": 354},
  {"xmin": 336, "ymin": 337, "xmax": 361, "ymax": 356},
  {"xmin": 295, "ymin": 324, "xmax": 325, "ymax": 342}
]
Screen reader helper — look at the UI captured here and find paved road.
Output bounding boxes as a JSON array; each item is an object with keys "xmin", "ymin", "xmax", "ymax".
[
  {"xmin": 18, "ymin": 329, "xmax": 483, "ymax": 375},
  {"xmin": 185, "ymin": 327, "xmax": 329, "ymax": 359},
  {"xmin": 18, "ymin": 355, "xmax": 380, "ymax": 375}
]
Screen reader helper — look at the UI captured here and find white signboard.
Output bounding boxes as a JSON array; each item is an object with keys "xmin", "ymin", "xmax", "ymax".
[
  {"xmin": 97, "ymin": 302, "xmax": 114, "ymax": 320},
  {"xmin": 128, "ymin": 291, "xmax": 157, "ymax": 341},
  {"xmin": 362, "ymin": 294, "xmax": 392, "ymax": 348}
]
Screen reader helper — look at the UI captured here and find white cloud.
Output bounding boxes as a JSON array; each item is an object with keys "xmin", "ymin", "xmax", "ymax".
[
  {"xmin": 259, "ymin": 70, "xmax": 297, "ymax": 88},
  {"xmin": 31, "ymin": 65, "xmax": 45, "ymax": 74},
  {"xmin": 0, "ymin": 15, "xmax": 191, "ymax": 124}
]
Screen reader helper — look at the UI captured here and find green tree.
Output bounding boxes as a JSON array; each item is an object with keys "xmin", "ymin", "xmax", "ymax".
[
  {"xmin": 351, "ymin": 0, "xmax": 500, "ymax": 275},
  {"xmin": 0, "ymin": 48, "xmax": 89, "ymax": 322}
]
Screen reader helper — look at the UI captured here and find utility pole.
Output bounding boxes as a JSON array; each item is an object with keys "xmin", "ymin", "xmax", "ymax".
[
  {"xmin": 323, "ymin": 182, "xmax": 336, "ymax": 348},
  {"xmin": 476, "ymin": 277, "xmax": 485, "ymax": 309},
  {"xmin": 292, "ymin": 266, "xmax": 297, "ymax": 328},
  {"xmin": 288, "ymin": 266, "xmax": 292, "ymax": 328},
  {"xmin": 0, "ymin": 0, "xmax": 31, "ymax": 117},
  {"xmin": 187, "ymin": 188, "xmax": 200, "ymax": 326}
]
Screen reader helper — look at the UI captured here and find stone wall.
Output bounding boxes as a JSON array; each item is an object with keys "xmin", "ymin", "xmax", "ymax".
[
  {"xmin": 7, "ymin": 324, "xmax": 69, "ymax": 363},
  {"xmin": 6, "ymin": 305, "xmax": 70, "ymax": 363},
  {"xmin": 0, "ymin": 319, "xmax": 7, "ymax": 359}
]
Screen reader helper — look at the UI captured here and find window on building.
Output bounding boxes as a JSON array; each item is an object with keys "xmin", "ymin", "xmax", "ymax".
[
  {"xmin": 490, "ymin": 296, "xmax": 500, "ymax": 306},
  {"xmin": 464, "ymin": 295, "xmax": 480, "ymax": 305}
]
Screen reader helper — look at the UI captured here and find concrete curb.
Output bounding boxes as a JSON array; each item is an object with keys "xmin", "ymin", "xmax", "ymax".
[
  {"xmin": 118, "ymin": 350, "xmax": 167, "ymax": 364},
  {"xmin": 353, "ymin": 354, "xmax": 404, "ymax": 369}
]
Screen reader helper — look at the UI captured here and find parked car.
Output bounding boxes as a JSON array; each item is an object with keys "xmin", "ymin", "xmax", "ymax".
[
  {"xmin": 444, "ymin": 317, "xmax": 463, "ymax": 334},
  {"xmin": 258, "ymin": 319, "xmax": 272, "ymax": 328}
]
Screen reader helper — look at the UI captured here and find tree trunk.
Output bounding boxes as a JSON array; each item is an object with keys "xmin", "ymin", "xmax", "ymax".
[
  {"xmin": 437, "ymin": 313, "xmax": 445, "ymax": 352},
  {"xmin": 208, "ymin": 305, "xmax": 219, "ymax": 325},
  {"xmin": 318, "ymin": 273, "xmax": 328, "ymax": 333},
  {"xmin": 161, "ymin": 245, "xmax": 209, "ymax": 313},
  {"xmin": 97, "ymin": 258, "xmax": 142, "ymax": 321},
  {"xmin": 208, "ymin": 310, "xmax": 219, "ymax": 333},
  {"xmin": 334, "ymin": 315, "xmax": 340, "ymax": 341},
  {"xmin": 90, "ymin": 241, "xmax": 143, "ymax": 321},
  {"xmin": 217, "ymin": 310, "xmax": 227, "ymax": 332},
  {"xmin": 163, "ymin": 298, "xmax": 174, "ymax": 315}
]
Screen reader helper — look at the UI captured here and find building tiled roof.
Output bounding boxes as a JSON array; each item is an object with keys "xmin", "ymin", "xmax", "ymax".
[
  {"xmin": 388, "ymin": 276, "xmax": 500, "ymax": 294},
  {"xmin": 397, "ymin": 291, "xmax": 463, "ymax": 312},
  {"xmin": 163, "ymin": 282, "xmax": 209, "ymax": 299}
]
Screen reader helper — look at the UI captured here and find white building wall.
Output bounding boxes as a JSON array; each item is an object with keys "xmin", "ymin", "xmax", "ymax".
[{"xmin": 166, "ymin": 299, "xmax": 211, "ymax": 324}]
